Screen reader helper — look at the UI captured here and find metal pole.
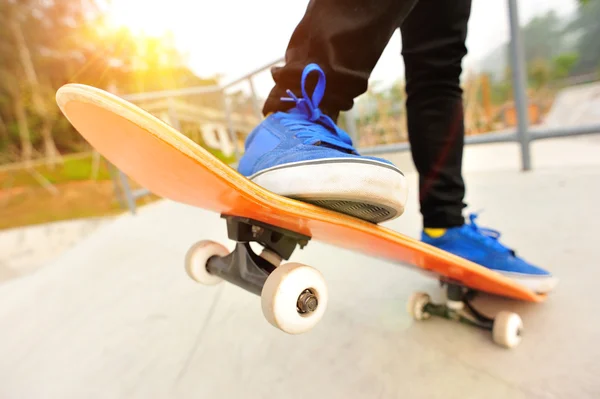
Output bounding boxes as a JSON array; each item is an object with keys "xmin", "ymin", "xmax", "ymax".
[
  {"xmin": 117, "ymin": 170, "xmax": 137, "ymax": 214},
  {"xmin": 247, "ymin": 77, "xmax": 263, "ymax": 121},
  {"xmin": 106, "ymin": 161, "xmax": 126, "ymax": 210},
  {"xmin": 507, "ymin": 0, "xmax": 531, "ymax": 171},
  {"xmin": 221, "ymin": 91, "xmax": 239, "ymax": 162},
  {"xmin": 343, "ymin": 109, "xmax": 359, "ymax": 143},
  {"xmin": 167, "ymin": 97, "xmax": 181, "ymax": 131}
]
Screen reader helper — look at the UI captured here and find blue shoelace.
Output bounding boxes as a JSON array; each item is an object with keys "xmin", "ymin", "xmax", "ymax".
[
  {"xmin": 463, "ymin": 213, "xmax": 515, "ymax": 254},
  {"xmin": 279, "ymin": 63, "xmax": 357, "ymax": 154}
]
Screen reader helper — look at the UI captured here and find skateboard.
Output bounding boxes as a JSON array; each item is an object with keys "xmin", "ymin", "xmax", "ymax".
[{"xmin": 56, "ymin": 83, "xmax": 546, "ymax": 348}]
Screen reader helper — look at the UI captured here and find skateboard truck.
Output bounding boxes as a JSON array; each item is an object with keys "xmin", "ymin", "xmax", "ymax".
[
  {"xmin": 185, "ymin": 217, "xmax": 524, "ymax": 344},
  {"xmin": 203, "ymin": 215, "xmax": 309, "ymax": 296},
  {"xmin": 407, "ymin": 280, "xmax": 524, "ymax": 348},
  {"xmin": 185, "ymin": 215, "xmax": 329, "ymax": 335}
]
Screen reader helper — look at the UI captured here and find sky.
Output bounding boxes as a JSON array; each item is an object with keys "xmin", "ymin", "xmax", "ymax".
[{"xmin": 107, "ymin": 0, "xmax": 579, "ymax": 97}]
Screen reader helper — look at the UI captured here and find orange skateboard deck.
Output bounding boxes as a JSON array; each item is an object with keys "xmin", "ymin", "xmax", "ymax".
[{"xmin": 56, "ymin": 83, "xmax": 544, "ymax": 347}]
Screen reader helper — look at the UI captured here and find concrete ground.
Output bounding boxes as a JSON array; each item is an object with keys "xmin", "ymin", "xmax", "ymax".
[
  {"xmin": 0, "ymin": 135, "xmax": 599, "ymax": 399},
  {"xmin": 0, "ymin": 217, "xmax": 111, "ymax": 283}
]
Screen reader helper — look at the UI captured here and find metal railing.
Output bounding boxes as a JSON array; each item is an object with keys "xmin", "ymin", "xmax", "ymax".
[
  {"xmin": 109, "ymin": 57, "xmax": 284, "ymax": 213},
  {"xmin": 361, "ymin": 0, "xmax": 600, "ymax": 160},
  {"xmin": 110, "ymin": 0, "xmax": 600, "ymax": 214}
]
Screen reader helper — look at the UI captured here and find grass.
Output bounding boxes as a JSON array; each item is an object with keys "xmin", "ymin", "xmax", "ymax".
[
  {"xmin": 0, "ymin": 154, "xmax": 112, "ymax": 188},
  {"xmin": 0, "ymin": 154, "xmax": 159, "ymax": 230},
  {"xmin": 0, "ymin": 143, "xmax": 237, "ymax": 230},
  {"xmin": 1, "ymin": 181, "xmax": 121, "ymax": 230}
]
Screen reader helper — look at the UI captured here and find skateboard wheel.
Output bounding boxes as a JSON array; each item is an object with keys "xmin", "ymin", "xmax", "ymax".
[
  {"xmin": 407, "ymin": 292, "xmax": 431, "ymax": 321},
  {"xmin": 184, "ymin": 240, "xmax": 229, "ymax": 285},
  {"xmin": 492, "ymin": 311, "xmax": 523, "ymax": 348},
  {"xmin": 261, "ymin": 262, "xmax": 328, "ymax": 334}
]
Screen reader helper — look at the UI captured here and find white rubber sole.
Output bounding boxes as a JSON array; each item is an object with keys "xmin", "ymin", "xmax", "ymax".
[
  {"xmin": 498, "ymin": 271, "xmax": 559, "ymax": 294},
  {"xmin": 249, "ymin": 158, "xmax": 408, "ymax": 223}
]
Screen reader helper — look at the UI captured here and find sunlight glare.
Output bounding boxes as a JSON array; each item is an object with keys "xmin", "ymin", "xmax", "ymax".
[{"xmin": 106, "ymin": 0, "xmax": 177, "ymax": 38}]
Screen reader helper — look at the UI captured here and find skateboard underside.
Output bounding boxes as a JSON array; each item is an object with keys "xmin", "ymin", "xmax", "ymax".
[{"xmin": 56, "ymin": 84, "xmax": 545, "ymax": 347}]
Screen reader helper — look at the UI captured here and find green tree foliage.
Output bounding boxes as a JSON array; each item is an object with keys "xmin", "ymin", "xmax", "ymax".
[
  {"xmin": 551, "ymin": 53, "xmax": 579, "ymax": 80},
  {"xmin": 356, "ymin": 0, "xmax": 600, "ymax": 138},
  {"xmin": 482, "ymin": 1, "xmax": 600, "ymax": 105},
  {"xmin": 0, "ymin": 0, "xmax": 218, "ymax": 165},
  {"xmin": 569, "ymin": 0, "xmax": 600, "ymax": 74}
]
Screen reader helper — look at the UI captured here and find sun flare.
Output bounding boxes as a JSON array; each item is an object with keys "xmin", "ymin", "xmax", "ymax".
[{"xmin": 106, "ymin": 0, "xmax": 175, "ymax": 38}]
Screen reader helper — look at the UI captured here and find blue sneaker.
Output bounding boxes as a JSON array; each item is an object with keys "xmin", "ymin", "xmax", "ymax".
[
  {"xmin": 238, "ymin": 63, "xmax": 408, "ymax": 223},
  {"xmin": 422, "ymin": 213, "xmax": 558, "ymax": 294}
]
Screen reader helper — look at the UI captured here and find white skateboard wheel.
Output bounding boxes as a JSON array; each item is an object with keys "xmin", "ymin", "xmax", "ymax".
[
  {"xmin": 261, "ymin": 262, "xmax": 328, "ymax": 334},
  {"xmin": 492, "ymin": 311, "xmax": 523, "ymax": 348},
  {"xmin": 184, "ymin": 240, "xmax": 229, "ymax": 285},
  {"xmin": 407, "ymin": 292, "xmax": 431, "ymax": 321}
]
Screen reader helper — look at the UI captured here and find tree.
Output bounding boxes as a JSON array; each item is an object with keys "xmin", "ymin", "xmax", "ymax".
[
  {"xmin": 527, "ymin": 58, "xmax": 551, "ymax": 91},
  {"xmin": 521, "ymin": 11, "xmax": 565, "ymax": 63},
  {"xmin": 569, "ymin": 0, "xmax": 600, "ymax": 75},
  {"xmin": 0, "ymin": 0, "xmax": 34, "ymax": 163},
  {"xmin": 0, "ymin": 0, "xmax": 102, "ymax": 166},
  {"xmin": 551, "ymin": 53, "xmax": 579, "ymax": 80},
  {"xmin": 0, "ymin": 0, "xmax": 220, "ymax": 166}
]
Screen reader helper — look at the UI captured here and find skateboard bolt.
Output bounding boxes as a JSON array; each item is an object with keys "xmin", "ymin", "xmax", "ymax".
[
  {"xmin": 297, "ymin": 290, "xmax": 318, "ymax": 313},
  {"xmin": 252, "ymin": 226, "xmax": 264, "ymax": 237}
]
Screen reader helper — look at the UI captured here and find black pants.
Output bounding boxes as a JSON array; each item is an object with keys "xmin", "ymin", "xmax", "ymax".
[{"xmin": 263, "ymin": 0, "xmax": 471, "ymax": 228}]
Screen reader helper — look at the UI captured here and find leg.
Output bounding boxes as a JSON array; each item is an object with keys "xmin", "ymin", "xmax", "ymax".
[
  {"xmin": 263, "ymin": 0, "xmax": 420, "ymax": 121},
  {"xmin": 239, "ymin": 0, "xmax": 419, "ymax": 223},
  {"xmin": 400, "ymin": 0, "xmax": 470, "ymax": 228},
  {"xmin": 401, "ymin": 0, "xmax": 557, "ymax": 294}
]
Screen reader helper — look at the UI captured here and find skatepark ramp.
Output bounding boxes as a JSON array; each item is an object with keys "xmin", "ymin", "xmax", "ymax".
[
  {"xmin": 542, "ymin": 81, "xmax": 600, "ymax": 128},
  {"xmin": 0, "ymin": 136, "xmax": 599, "ymax": 398}
]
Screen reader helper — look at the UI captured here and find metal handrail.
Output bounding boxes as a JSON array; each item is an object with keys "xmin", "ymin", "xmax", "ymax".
[
  {"xmin": 112, "ymin": 57, "xmax": 285, "ymax": 213},
  {"xmin": 113, "ymin": 0, "xmax": 600, "ymax": 214},
  {"xmin": 120, "ymin": 57, "xmax": 284, "ymax": 102}
]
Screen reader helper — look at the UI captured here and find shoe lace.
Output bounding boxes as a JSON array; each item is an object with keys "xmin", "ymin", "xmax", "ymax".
[
  {"xmin": 279, "ymin": 63, "xmax": 357, "ymax": 153},
  {"xmin": 464, "ymin": 213, "xmax": 515, "ymax": 255}
]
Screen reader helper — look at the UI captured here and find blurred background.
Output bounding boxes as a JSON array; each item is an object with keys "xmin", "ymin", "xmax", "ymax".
[
  {"xmin": 0, "ymin": 0, "xmax": 599, "ymax": 232},
  {"xmin": 1, "ymin": 1, "xmax": 600, "ymax": 397}
]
